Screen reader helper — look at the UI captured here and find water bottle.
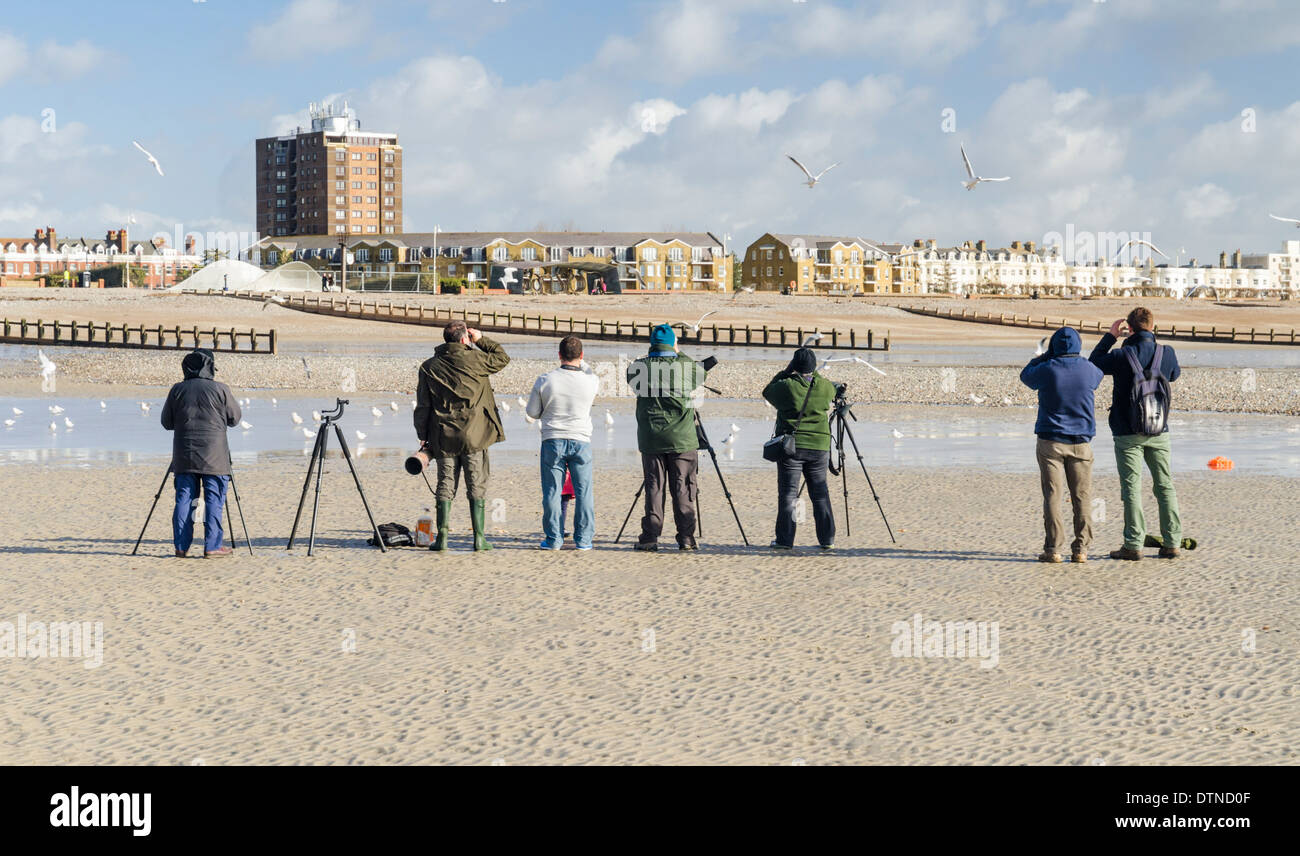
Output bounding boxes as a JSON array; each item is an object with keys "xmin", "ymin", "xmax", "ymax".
[{"xmin": 415, "ymin": 507, "xmax": 433, "ymax": 547}]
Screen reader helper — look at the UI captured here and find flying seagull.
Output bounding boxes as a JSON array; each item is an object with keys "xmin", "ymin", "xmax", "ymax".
[
  {"xmin": 959, "ymin": 143, "xmax": 1010, "ymax": 191},
  {"xmin": 679, "ymin": 311, "xmax": 717, "ymax": 333},
  {"xmin": 604, "ymin": 410, "xmax": 615, "ymax": 427},
  {"xmin": 1112, "ymin": 239, "xmax": 1168, "ymax": 263},
  {"xmin": 1035, "ymin": 336, "xmax": 1048, "ymax": 356},
  {"xmin": 262, "ymin": 294, "xmax": 286, "ymax": 310},
  {"xmin": 301, "ymin": 357, "xmax": 311, "ymax": 381},
  {"xmin": 1268, "ymin": 213, "xmax": 1300, "ymax": 228},
  {"xmin": 732, "ymin": 286, "xmax": 755, "ymax": 300},
  {"xmin": 132, "ymin": 140, "xmax": 164, "ymax": 177},
  {"xmin": 820, "ymin": 355, "xmax": 887, "ymax": 376},
  {"xmin": 786, "ymin": 154, "xmax": 839, "ymax": 188},
  {"xmin": 802, "ymin": 332, "xmax": 823, "ymax": 347}
]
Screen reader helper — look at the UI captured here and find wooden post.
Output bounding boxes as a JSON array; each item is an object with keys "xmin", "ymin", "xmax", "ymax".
[
  {"xmin": 850, "ymin": 329, "xmax": 856, "ymax": 349},
  {"xmin": 868, "ymin": 330, "xmax": 873, "ymax": 350}
]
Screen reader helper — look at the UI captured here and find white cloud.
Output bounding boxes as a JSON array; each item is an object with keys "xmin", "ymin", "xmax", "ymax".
[
  {"xmin": 247, "ymin": 0, "xmax": 368, "ymax": 62},
  {"xmin": 1179, "ymin": 183, "xmax": 1238, "ymax": 221},
  {"xmin": 0, "ymin": 31, "xmax": 111, "ymax": 84}
]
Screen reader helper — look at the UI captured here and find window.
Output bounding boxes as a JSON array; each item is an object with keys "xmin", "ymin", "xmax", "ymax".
[
  {"xmin": 352, "ymin": 181, "xmax": 362, "ymax": 189},
  {"xmin": 335, "ymin": 211, "xmax": 345, "ymax": 220},
  {"xmin": 379, "ymin": 248, "xmax": 392, "ymax": 262},
  {"xmin": 335, "ymin": 181, "xmax": 346, "ymax": 190},
  {"xmin": 367, "ymin": 182, "xmax": 377, "ymax": 189},
  {"xmin": 493, "ymin": 247, "xmax": 507, "ymax": 261},
  {"xmin": 668, "ymin": 247, "xmax": 683, "ymax": 262},
  {"xmin": 351, "ymin": 210, "xmax": 362, "ymax": 218},
  {"xmin": 335, "ymin": 195, "xmax": 346, "ymax": 204},
  {"xmin": 368, "ymin": 167, "xmax": 378, "ymax": 175},
  {"xmin": 366, "ymin": 152, "xmax": 377, "ymax": 160},
  {"xmin": 368, "ymin": 225, "xmax": 379, "ymax": 233},
  {"xmin": 383, "ymin": 168, "xmax": 394, "ymax": 177},
  {"xmin": 366, "ymin": 196, "xmax": 377, "ymax": 204},
  {"xmin": 352, "ymin": 195, "xmax": 362, "ymax": 203},
  {"xmin": 384, "ymin": 153, "xmax": 394, "ymax": 163},
  {"xmin": 355, "ymin": 249, "xmax": 369, "ymax": 262},
  {"xmin": 383, "ymin": 182, "xmax": 394, "ymax": 191},
  {"xmin": 276, "ymin": 170, "xmax": 287, "ymax": 179},
  {"xmin": 336, "ymin": 167, "xmax": 346, "ymax": 177},
  {"xmin": 643, "ymin": 247, "xmax": 659, "ymax": 261},
  {"xmin": 351, "ymin": 152, "xmax": 362, "ymax": 160},
  {"xmin": 352, "ymin": 167, "xmax": 362, "ymax": 175},
  {"xmin": 383, "ymin": 197, "xmax": 394, "ymax": 206},
  {"xmin": 336, "ymin": 151, "xmax": 346, "ymax": 161},
  {"xmin": 765, "ymin": 249, "xmax": 772, "ymax": 261}
]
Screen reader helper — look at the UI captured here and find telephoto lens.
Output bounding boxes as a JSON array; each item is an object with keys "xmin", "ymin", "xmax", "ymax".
[{"xmin": 405, "ymin": 447, "xmax": 431, "ymax": 475}]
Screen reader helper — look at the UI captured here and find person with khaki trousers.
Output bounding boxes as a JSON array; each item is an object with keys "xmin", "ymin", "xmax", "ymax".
[{"xmin": 1020, "ymin": 327, "xmax": 1104, "ymax": 563}]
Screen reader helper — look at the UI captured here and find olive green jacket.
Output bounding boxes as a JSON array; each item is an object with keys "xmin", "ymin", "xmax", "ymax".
[
  {"xmin": 415, "ymin": 336, "xmax": 510, "ymax": 455},
  {"xmin": 627, "ymin": 347, "xmax": 707, "ymax": 454},
  {"xmin": 762, "ymin": 371, "xmax": 835, "ymax": 452}
]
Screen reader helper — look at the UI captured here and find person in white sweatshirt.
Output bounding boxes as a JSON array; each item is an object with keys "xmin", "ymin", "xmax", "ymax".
[{"xmin": 526, "ymin": 335, "xmax": 600, "ymax": 549}]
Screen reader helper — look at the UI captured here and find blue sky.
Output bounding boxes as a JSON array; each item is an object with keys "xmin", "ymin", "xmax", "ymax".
[{"xmin": 3, "ymin": 0, "xmax": 1300, "ymax": 261}]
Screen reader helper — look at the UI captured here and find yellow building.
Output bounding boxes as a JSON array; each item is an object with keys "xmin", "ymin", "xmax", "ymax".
[{"xmin": 742, "ymin": 234, "xmax": 916, "ymax": 294}]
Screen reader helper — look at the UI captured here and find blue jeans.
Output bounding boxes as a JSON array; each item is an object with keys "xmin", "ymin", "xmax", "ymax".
[
  {"xmin": 173, "ymin": 473, "xmax": 229, "ymax": 553},
  {"xmin": 541, "ymin": 439, "xmax": 593, "ymax": 548}
]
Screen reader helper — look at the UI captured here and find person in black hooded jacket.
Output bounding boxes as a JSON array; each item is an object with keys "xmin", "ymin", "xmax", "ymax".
[{"xmin": 160, "ymin": 349, "xmax": 241, "ymax": 558}]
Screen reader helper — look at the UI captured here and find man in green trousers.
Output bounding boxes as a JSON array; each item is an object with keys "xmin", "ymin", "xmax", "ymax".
[
  {"xmin": 415, "ymin": 320, "xmax": 510, "ymax": 551},
  {"xmin": 1089, "ymin": 307, "xmax": 1183, "ymax": 560}
]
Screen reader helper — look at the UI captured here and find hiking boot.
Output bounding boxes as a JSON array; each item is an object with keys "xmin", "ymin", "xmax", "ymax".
[
  {"xmin": 633, "ymin": 541, "xmax": 658, "ymax": 552},
  {"xmin": 769, "ymin": 541, "xmax": 792, "ymax": 550},
  {"xmin": 469, "ymin": 498, "xmax": 492, "ymax": 552},
  {"xmin": 429, "ymin": 500, "xmax": 451, "ymax": 552},
  {"xmin": 1109, "ymin": 547, "xmax": 1142, "ymax": 561},
  {"xmin": 174, "ymin": 549, "xmax": 188, "ymax": 558},
  {"xmin": 204, "ymin": 546, "xmax": 233, "ymax": 559},
  {"xmin": 678, "ymin": 539, "xmax": 698, "ymax": 551},
  {"xmin": 1158, "ymin": 547, "xmax": 1180, "ymax": 559},
  {"xmin": 1071, "ymin": 552, "xmax": 1088, "ymax": 563},
  {"xmin": 1038, "ymin": 552, "xmax": 1063, "ymax": 563}
]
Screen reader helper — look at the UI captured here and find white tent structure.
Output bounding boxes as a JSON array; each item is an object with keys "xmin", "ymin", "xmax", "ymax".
[
  {"xmin": 167, "ymin": 259, "xmax": 265, "ymax": 292},
  {"xmin": 247, "ymin": 261, "xmax": 321, "ymax": 292}
]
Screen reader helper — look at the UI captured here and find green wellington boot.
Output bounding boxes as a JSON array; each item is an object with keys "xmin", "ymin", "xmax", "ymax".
[
  {"xmin": 429, "ymin": 500, "xmax": 452, "ymax": 552},
  {"xmin": 470, "ymin": 498, "xmax": 493, "ymax": 552}
]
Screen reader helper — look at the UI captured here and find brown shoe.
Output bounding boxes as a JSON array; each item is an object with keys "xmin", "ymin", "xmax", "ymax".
[
  {"xmin": 204, "ymin": 546, "xmax": 233, "ymax": 559},
  {"xmin": 1109, "ymin": 548, "xmax": 1142, "ymax": 561},
  {"xmin": 1038, "ymin": 552, "xmax": 1063, "ymax": 563},
  {"xmin": 1071, "ymin": 552, "xmax": 1087, "ymax": 563},
  {"xmin": 1158, "ymin": 547, "xmax": 1180, "ymax": 559},
  {"xmin": 174, "ymin": 549, "xmax": 188, "ymax": 558}
]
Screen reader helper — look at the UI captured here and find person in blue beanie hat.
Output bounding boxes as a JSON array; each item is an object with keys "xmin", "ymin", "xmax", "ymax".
[{"xmin": 1020, "ymin": 326, "xmax": 1104, "ymax": 564}]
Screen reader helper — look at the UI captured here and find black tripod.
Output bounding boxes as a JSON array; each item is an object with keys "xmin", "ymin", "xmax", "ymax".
[
  {"xmin": 821, "ymin": 391, "xmax": 895, "ymax": 543},
  {"xmin": 288, "ymin": 399, "xmax": 386, "ymax": 556},
  {"xmin": 616, "ymin": 407, "xmax": 749, "ymax": 546},
  {"xmin": 131, "ymin": 457, "xmax": 252, "ymax": 556}
]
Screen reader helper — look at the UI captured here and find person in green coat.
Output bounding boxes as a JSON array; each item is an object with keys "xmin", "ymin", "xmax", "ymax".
[
  {"xmin": 626, "ymin": 323, "xmax": 707, "ymax": 551},
  {"xmin": 762, "ymin": 347, "xmax": 836, "ymax": 549},
  {"xmin": 415, "ymin": 320, "xmax": 510, "ymax": 551}
]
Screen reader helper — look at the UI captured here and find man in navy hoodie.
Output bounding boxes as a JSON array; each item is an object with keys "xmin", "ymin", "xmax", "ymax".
[
  {"xmin": 1021, "ymin": 326, "xmax": 1104, "ymax": 563},
  {"xmin": 1090, "ymin": 307, "xmax": 1183, "ymax": 561}
]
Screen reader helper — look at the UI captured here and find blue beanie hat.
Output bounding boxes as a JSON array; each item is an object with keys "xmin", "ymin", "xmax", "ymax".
[{"xmin": 650, "ymin": 323, "xmax": 676, "ymax": 346}]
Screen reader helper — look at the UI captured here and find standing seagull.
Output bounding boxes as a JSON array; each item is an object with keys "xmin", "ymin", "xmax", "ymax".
[
  {"xmin": 1268, "ymin": 213, "xmax": 1300, "ymax": 228},
  {"xmin": 959, "ymin": 143, "xmax": 1010, "ymax": 191},
  {"xmin": 37, "ymin": 349, "xmax": 56, "ymax": 386},
  {"xmin": 131, "ymin": 140, "xmax": 165, "ymax": 177},
  {"xmin": 786, "ymin": 154, "xmax": 839, "ymax": 188}
]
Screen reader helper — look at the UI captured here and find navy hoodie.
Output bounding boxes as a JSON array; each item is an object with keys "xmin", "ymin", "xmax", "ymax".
[
  {"xmin": 1089, "ymin": 329, "xmax": 1180, "ymax": 436},
  {"xmin": 1020, "ymin": 327, "xmax": 1104, "ymax": 444}
]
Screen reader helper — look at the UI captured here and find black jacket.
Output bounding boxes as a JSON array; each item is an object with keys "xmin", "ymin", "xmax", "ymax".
[
  {"xmin": 1089, "ymin": 330, "xmax": 1180, "ymax": 436},
  {"xmin": 160, "ymin": 349, "xmax": 241, "ymax": 474}
]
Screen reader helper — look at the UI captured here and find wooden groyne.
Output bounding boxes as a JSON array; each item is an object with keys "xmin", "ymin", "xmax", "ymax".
[
  {"xmin": 0, "ymin": 318, "xmax": 277, "ymax": 353},
  {"xmin": 895, "ymin": 304, "xmax": 1300, "ymax": 346},
  {"xmin": 205, "ymin": 291, "xmax": 890, "ymax": 351}
]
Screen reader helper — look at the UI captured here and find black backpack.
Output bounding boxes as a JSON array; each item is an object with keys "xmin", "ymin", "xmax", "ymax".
[
  {"xmin": 367, "ymin": 522, "xmax": 414, "ymax": 548},
  {"xmin": 1123, "ymin": 344, "xmax": 1171, "ymax": 436}
]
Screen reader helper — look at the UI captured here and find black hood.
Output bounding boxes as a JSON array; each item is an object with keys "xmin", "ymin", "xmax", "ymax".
[{"xmin": 181, "ymin": 348, "xmax": 216, "ymax": 380}]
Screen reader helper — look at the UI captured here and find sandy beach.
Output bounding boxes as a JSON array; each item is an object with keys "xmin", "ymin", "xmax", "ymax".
[
  {"xmin": 2, "ymin": 287, "xmax": 1297, "ymax": 765},
  {"xmin": 0, "ymin": 458, "xmax": 1295, "ymax": 765}
]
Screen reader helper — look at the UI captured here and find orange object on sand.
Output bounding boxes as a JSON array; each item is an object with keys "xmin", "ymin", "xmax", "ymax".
[{"xmin": 1207, "ymin": 456, "xmax": 1234, "ymax": 470}]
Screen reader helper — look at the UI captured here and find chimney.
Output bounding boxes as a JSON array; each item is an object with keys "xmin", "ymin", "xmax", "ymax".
[
  {"xmin": 928, "ymin": 238, "xmax": 937, "ymax": 249},
  {"xmin": 1233, "ymin": 249, "xmax": 1242, "ymax": 268},
  {"xmin": 1010, "ymin": 240, "xmax": 1021, "ymax": 250},
  {"xmin": 976, "ymin": 239, "xmax": 986, "ymax": 253},
  {"xmin": 118, "ymin": 226, "xmax": 128, "ymax": 253},
  {"xmin": 1026, "ymin": 241, "xmax": 1036, "ymax": 254},
  {"xmin": 185, "ymin": 234, "xmax": 196, "ymax": 255},
  {"xmin": 913, "ymin": 238, "xmax": 922, "ymax": 248},
  {"xmin": 47, "ymin": 226, "xmax": 55, "ymax": 249},
  {"xmin": 35, "ymin": 228, "xmax": 45, "ymax": 244},
  {"xmin": 1190, "ymin": 257, "xmax": 1198, "ymax": 268},
  {"xmin": 1219, "ymin": 251, "xmax": 1227, "ymax": 268}
]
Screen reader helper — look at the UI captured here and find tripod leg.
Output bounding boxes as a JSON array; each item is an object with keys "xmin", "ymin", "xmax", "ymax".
[
  {"xmin": 225, "ymin": 485, "xmax": 237, "ymax": 551},
  {"xmin": 288, "ymin": 428, "xmax": 326, "ymax": 549},
  {"xmin": 308, "ymin": 428, "xmax": 329, "ymax": 556},
  {"xmin": 703, "ymin": 446, "xmax": 749, "ymax": 546},
  {"xmin": 840, "ymin": 419, "xmax": 896, "ymax": 544},
  {"xmin": 615, "ymin": 480, "xmax": 646, "ymax": 544},
  {"xmin": 332, "ymin": 424, "xmax": 387, "ymax": 552},
  {"xmin": 227, "ymin": 467, "xmax": 253, "ymax": 555},
  {"xmin": 131, "ymin": 465, "xmax": 174, "ymax": 555}
]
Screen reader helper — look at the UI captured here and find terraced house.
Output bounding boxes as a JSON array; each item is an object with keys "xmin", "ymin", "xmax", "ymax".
[
  {"xmin": 250, "ymin": 231, "xmax": 732, "ymax": 293},
  {"xmin": 0, "ymin": 226, "xmax": 201, "ymax": 288},
  {"xmin": 741, "ymin": 233, "xmax": 917, "ymax": 295}
]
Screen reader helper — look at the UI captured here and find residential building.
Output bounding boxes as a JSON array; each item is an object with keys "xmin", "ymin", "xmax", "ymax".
[
  {"xmin": 248, "ymin": 231, "xmax": 732, "ymax": 292},
  {"xmin": 740, "ymin": 234, "xmax": 917, "ymax": 294},
  {"xmin": 255, "ymin": 101, "xmax": 403, "ymax": 238},
  {"xmin": 0, "ymin": 226, "xmax": 201, "ymax": 288}
]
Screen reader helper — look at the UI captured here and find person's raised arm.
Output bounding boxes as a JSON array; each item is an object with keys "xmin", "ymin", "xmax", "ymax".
[{"xmin": 474, "ymin": 333, "xmax": 510, "ymax": 374}]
